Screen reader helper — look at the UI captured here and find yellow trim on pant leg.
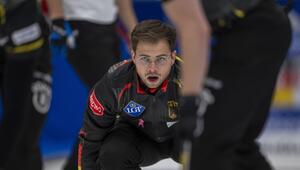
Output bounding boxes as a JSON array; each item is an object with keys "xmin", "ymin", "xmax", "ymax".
[
  {"xmin": 0, "ymin": 4, "xmax": 5, "ymax": 25},
  {"xmin": 6, "ymin": 38, "xmax": 44, "ymax": 54}
]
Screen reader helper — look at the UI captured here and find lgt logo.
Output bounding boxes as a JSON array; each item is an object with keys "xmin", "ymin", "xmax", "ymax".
[{"xmin": 123, "ymin": 101, "xmax": 145, "ymax": 117}]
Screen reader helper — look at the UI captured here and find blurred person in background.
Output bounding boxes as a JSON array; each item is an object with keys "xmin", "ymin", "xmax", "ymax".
[
  {"xmin": 46, "ymin": 0, "xmax": 137, "ymax": 169},
  {"xmin": 0, "ymin": 0, "xmax": 52, "ymax": 170},
  {"xmin": 159, "ymin": 0, "xmax": 210, "ymax": 168},
  {"xmin": 163, "ymin": 0, "xmax": 292, "ymax": 170}
]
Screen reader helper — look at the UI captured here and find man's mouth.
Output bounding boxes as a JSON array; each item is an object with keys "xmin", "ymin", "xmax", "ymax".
[{"xmin": 147, "ymin": 76, "xmax": 159, "ymax": 82}]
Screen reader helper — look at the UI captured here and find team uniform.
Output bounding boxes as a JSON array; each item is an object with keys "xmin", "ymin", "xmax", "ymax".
[
  {"xmin": 78, "ymin": 60, "xmax": 181, "ymax": 170},
  {"xmin": 0, "ymin": 0, "xmax": 52, "ymax": 169},
  {"xmin": 161, "ymin": 0, "xmax": 291, "ymax": 169}
]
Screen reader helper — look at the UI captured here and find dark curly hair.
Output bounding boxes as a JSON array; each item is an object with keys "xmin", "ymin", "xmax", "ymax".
[{"xmin": 131, "ymin": 19, "xmax": 176, "ymax": 52}]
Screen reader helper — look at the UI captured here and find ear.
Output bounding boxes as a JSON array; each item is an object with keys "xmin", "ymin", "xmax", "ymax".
[
  {"xmin": 171, "ymin": 50, "xmax": 177, "ymax": 65},
  {"xmin": 131, "ymin": 50, "xmax": 136, "ymax": 63}
]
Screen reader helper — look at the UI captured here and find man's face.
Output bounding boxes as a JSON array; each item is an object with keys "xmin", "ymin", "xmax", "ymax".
[{"xmin": 132, "ymin": 39, "xmax": 176, "ymax": 88}]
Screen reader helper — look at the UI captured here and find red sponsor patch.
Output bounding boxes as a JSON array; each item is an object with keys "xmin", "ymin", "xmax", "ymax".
[{"xmin": 89, "ymin": 90, "xmax": 105, "ymax": 116}]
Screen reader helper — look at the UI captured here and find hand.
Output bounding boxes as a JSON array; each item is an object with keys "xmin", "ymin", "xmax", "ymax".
[
  {"xmin": 49, "ymin": 19, "xmax": 77, "ymax": 57},
  {"xmin": 178, "ymin": 87, "xmax": 217, "ymax": 169},
  {"xmin": 178, "ymin": 95, "xmax": 200, "ymax": 140}
]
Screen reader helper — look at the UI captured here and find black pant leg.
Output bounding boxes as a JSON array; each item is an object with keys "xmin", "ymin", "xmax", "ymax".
[
  {"xmin": 0, "ymin": 2, "xmax": 51, "ymax": 169},
  {"xmin": 1, "ymin": 46, "xmax": 51, "ymax": 170},
  {"xmin": 190, "ymin": 1, "xmax": 291, "ymax": 170},
  {"xmin": 0, "ymin": 47, "xmax": 4, "ymax": 97},
  {"xmin": 67, "ymin": 21, "xmax": 120, "ymax": 88},
  {"xmin": 0, "ymin": 56, "xmax": 36, "ymax": 168},
  {"xmin": 0, "ymin": 49, "xmax": 51, "ymax": 170}
]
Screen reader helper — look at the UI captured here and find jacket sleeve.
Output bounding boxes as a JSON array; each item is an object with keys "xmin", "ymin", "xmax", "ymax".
[{"xmin": 78, "ymin": 75, "xmax": 117, "ymax": 170}]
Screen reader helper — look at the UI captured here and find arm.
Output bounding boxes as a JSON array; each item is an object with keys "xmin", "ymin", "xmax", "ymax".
[
  {"xmin": 163, "ymin": 0, "xmax": 211, "ymax": 96},
  {"xmin": 163, "ymin": 1, "xmax": 211, "ymax": 166},
  {"xmin": 46, "ymin": 0, "xmax": 64, "ymax": 19},
  {"xmin": 79, "ymin": 76, "xmax": 116, "ymax": 170},
  {"xmin": 116, "ymin": 0, "xmax": 137, "ymax": 34}
]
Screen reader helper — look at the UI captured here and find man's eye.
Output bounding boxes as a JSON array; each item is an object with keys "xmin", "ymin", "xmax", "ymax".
[
  {"xmin": 140, "ymin": 57, "xmax": 150, "ymax": 63},
  {"xmin": 157, "ymin": 57, "xmax": 167, "ymax": 63},
  {"xmin": 158, "ymin": 57, "xmax": 167, "ymax": 62}
]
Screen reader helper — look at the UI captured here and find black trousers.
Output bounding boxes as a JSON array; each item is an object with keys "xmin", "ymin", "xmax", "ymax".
[
  {"xmin": 97, "ymin": 123, "xmax": 179, "ymax": 170},
  {"xmin": 63, "ymin": 21, "xmax": 120, "ymax": 170},
  {"xmin": 190, "ymin": 0, "xmax": 292, "ymax": 170},
  {"xmin": 67, "ymin": 20, "xmax": 120, "ymax": 89},
  {"xmin": 0, "ymin": 1, "xmax": 52, "ymax": 170}
]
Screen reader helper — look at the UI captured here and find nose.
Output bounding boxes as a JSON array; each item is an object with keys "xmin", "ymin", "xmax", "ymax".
[{"xmin": 147, "ymin": 61, "xmax": 157, "ymax": 72}]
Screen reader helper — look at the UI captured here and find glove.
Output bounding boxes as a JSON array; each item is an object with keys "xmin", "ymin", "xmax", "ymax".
[
  {"xmin": 178, "ymin": 85, "xmax": 217, "ymax": 169},
  {"xmin": 178, "ymin": 95, "xmax": 201, "ymax": 141},
  {"xmin": 49, "ymin": 19, "xmax": 77, "ymax": 58},
  {"xmin": 178, "ymin": 87, "xmax": 216, "ymax": 140}
]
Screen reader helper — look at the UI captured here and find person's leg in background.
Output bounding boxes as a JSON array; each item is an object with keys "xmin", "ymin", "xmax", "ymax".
[
  {"xmin": 63, "ymin": 21, "xmax": 120, "ymax": 170},
  {"xmin": 0, "ymin": 47, "xmax": 4, "ymax": 100},
  {"xmin": 235, "ymin": 97, "xmax": 276, "ymax": 170},
  {"xmin": 0, "ymin": 56, "xmax": 37, "ymax": 169},
  {"xmin": 67, "ymin": 21, "xmax": 120, "ymax": 89},
  {"xmin": 1, "ymin": 48, "xmax": 51, "ymax": 170},
  {"xmin": 0, "ymin": 1, "xmax": 52, "ymax": 169},
  {"xmin": 0, "ymin": 46, "xmax": 7, "ymax": 170},
  {"xmin": 190, "ymin": 0, "xmax": 291, "ymax": 169}
]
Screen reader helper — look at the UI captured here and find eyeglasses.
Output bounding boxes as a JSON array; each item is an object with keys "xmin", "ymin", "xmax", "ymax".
[{"xmin": 136, "ymin": 55, "xmax": 171, "ymax": 67}]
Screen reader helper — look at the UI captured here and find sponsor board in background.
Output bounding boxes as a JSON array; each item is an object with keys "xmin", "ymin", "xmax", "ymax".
[
  {"xmin": 258, "ymin": 11, "xmax": 300, "ymax": 170},
  {"xmin": 259, "ymin": 109, "xmax": 300, "ymax": 169}
]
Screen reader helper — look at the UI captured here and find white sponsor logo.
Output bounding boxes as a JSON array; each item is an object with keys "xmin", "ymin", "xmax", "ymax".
[
  {"xmin": 125, "ymin": 105, "xmax": 144, "ymax": 114},
  {"xmin": 0, "ymin": 36, "xmax": 8, "ymax": 46},
  {"xmin": 31, "ymin": 79, "xmax": 52, "ymax": 114},
  {"xmin": 33, "ymin": 71, "xmax": 52, "ymax": 83},
  {"xmin": 166, "ymin": 121, "xmax": 178, "ymax": 128},
  {"xmin": 12, "ymin": 23, "xmax": 41, "ymax": 45}
]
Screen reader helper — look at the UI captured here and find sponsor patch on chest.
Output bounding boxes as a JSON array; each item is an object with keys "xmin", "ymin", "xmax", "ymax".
[{"xmin": 123, "ymin": 101, "xmax": 145, "ymax": 117}]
